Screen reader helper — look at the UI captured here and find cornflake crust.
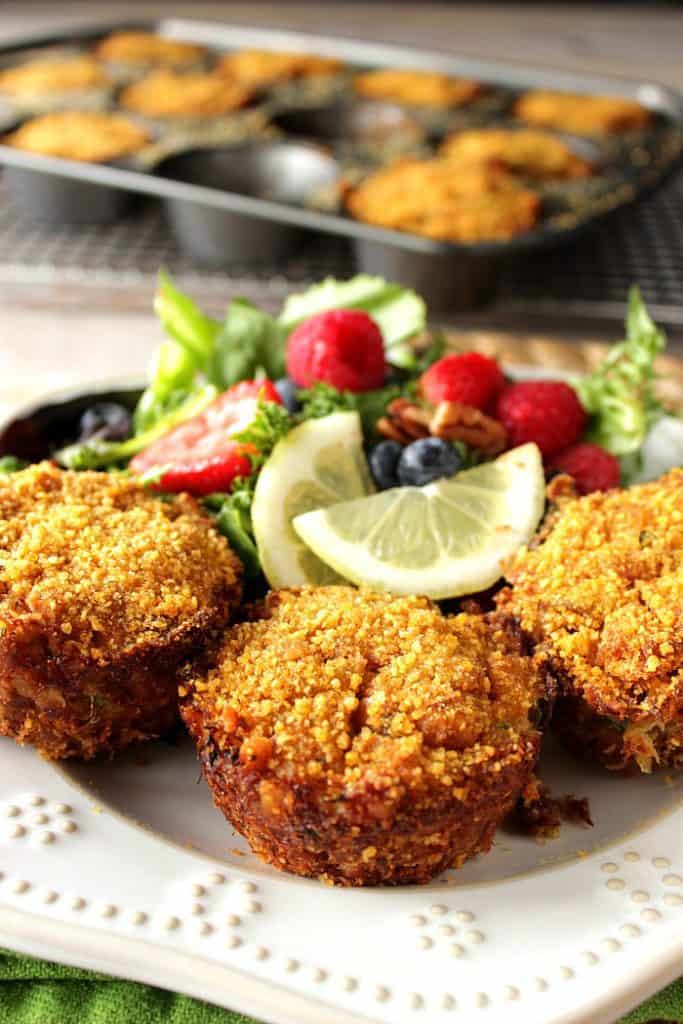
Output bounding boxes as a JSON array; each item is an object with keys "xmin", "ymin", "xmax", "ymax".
[
  {"xmin": 354, "ymin": 68, "xmax": 483, "ymax": 109},
  {"xmin": 216, "ymin": 49, "xmax": 344, "ymax": 87},
  {"xmin": 346, "ymin": 158, "xmax": 540, "ymax": 243},
  {"xmin": 120, "ymin": 70, "xmax": 253, "ymax": 119},
  {"xmin": 0, "ymin": 462, "xmax": 242, "ymax": 759},
  {"xmin": 441, "ymin": 128, "xmax": 593, "ymax": 180},
  {"xmin": 181, "ymin": 587, "xmax": 546, "ymax": 886},
  {"xmin": 94, "ymin": 32, "xmax": 207, "ymax": 67},
  {"xmin": 5, "ymin": 111, "xmax": 150, "ymax": 163},
  {"xmin": 500, "ymin": 469, "xmax": 683, "ymax": 772},
  {"xmin": 0, "ymin": 56, "xmax": 108, "ymax": 97},
  {"xmin": 515, "ymin": 89, "xmax": 651, "ymax": 135}
]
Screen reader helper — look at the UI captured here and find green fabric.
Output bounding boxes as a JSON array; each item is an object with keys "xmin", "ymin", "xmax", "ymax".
[{"xmin": 0, "ymin": 950, "xmax": 680, "ymax": 1023}]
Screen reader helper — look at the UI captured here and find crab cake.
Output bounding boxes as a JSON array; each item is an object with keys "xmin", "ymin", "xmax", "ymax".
[
  {"xmin": 94, "ymin": 31, "xmax": 207, "ymax": 68},
  {"xmin": 4, "ymin": 111, "xmax": 150, "ymax": 163},
  {"xmin": 0, "ymin": 462, "xmax": 241, "ymax": 760},
  {"xmin": 180, "ymin": 588, "xmax": 545, "ymax": 886},
  {"xmin": 119, "ymin": 69, "xmax": 253, "ymax": 119},
  {"xmin": 515, "ymin": 89, "xmax": 651, "ymax": 135},
  {"xmin": 354, "ymin": 68, "xmax": 482, "ymax": 109},
  {"xmin": 0, "ymin": 56, "xmax": 108, "ymax": 99},
  {"xmin": 216, "ymin": 48, "xmax": 343, "ymax": 88},
  {"xmin": 441, "ymin": 128, "xmax": 593, "ymax": 179},
  {"xmin": 346, "ymin": 158, "xmax": 541, "ymax": 243},
  {"xmin": 500, "ymin": 471, "xmax": 683, "ymax": 772}
]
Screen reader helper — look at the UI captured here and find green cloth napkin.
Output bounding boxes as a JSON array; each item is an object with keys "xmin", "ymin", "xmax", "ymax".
[{"xmin": 0, "ymin": 950, "xmax": 680, "ymax": 1023}]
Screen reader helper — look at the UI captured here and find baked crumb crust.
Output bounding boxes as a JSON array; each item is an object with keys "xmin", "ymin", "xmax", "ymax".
[{"xmin": 181, "ymin": 587, "xmax": 545, "ymax": 885}]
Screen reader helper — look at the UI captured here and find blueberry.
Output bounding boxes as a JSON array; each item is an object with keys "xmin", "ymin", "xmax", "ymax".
[
  {"xmin": 275, "ymin": 377, "xmax": 301, "ymax": 413},
  {"xmin": 369, "ymin": 440, "xmax": 403, "ymax": 490},
  {"xmin": 79, "ymin": 402, "xmax": 132, "ymax": 442},
  {"xmin": 397, "ymin": 437, "xmax": 462, "ymax": 487}
]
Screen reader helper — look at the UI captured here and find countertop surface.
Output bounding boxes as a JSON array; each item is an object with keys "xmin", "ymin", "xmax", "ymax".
[{"xmin": 1, "ymin": 2, "xmax": 682, "ymax": 414}]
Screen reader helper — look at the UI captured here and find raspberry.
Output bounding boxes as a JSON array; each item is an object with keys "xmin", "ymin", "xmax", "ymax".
[
  {"xmin": 286, "ymin": 310, "xmax": 386, "ymax": 393},
  {"xmin": 495, "ymin": 380, "xmax": 586, "ymax": 457},
  {"xmin": 547, "ymin": 443, "xmax": 621, "ymax": 495},
  {"xmin": 419, "ymin": 352, "xmax": 505, "ymax": 411}
]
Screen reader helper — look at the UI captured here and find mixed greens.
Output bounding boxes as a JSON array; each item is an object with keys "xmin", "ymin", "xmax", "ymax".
[
  {"xmin": 576, "ymin": 285, "xmax": 668, "ymax": 482},
  {"xmin": 4, "ymin": 271, "xmax": 679, "ymax": 585}
]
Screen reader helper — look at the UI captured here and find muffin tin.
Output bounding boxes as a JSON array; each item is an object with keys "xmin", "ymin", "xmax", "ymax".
[{"xmin": 0, "ymin": 18, "xmax": 681, "ymax": 310}]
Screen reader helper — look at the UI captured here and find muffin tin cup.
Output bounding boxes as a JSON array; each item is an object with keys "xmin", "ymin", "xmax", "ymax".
[
  {"xmin": 157, "ymin": 141, "xmax": 339, "ymax": 266},
  {"xmin": 353, "ymin": 237, "xmax": 498, "ymax": 309},
  {"xmin": 0, "ymin": 17, "xmax": 681, "ymax": 308},
  {"xmin": 2, "ymin": 162, "xmax": 136, "ymax": 225}
]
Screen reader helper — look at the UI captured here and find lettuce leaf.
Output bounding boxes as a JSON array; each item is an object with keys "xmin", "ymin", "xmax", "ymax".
[{"xmin": 576, "ymin": 287, "xmax": 666, "ymax": 472}]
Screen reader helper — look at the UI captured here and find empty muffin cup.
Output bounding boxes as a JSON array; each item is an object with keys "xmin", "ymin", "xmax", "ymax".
[
  {"xmin": 271, "ymin": 99, "xmax": 424, "ymax": 146},
  {"xmin": 158, "ymin": 140, "xmax": 339, "ymax": 265}
]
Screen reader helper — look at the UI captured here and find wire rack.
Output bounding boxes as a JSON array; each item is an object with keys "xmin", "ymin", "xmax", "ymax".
[{"xmin": 0, "ymin": 168, "xmax": 682, "ymax": 326}]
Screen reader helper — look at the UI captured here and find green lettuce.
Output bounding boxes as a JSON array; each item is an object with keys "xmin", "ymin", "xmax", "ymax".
[{"xmin": 576, "ymin": 286, "xmax": 666, "ymax": 480}]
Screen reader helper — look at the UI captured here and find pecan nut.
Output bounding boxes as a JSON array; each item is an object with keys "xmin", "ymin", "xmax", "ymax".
[
  {"xmin": 376, "ymin": 398, "xmax": 431, "ymax": 444},
  {"xmin": 429, "ymin": 401, "xmax": 507, "ymax": 456}
]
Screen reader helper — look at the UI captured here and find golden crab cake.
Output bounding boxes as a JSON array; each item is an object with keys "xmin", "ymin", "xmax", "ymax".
[
  {"xmin": 180, "ymin": 587, "xmax": 546, "ymax": 886},
  {"xmin": 346, "ymin": 158, "xmax": 541, "ymax": 243},
  {"xmin": 216, "ymin": 48, "xmax": 344, "ymax": 88},
  {"xmin": 119, "ymin": 69, "xmax": 253, "ymax": 119},
  {"xmin": 354, "ymin": 68, "xmax": 482, "ymax": 109},
  {"xmin": 94, "ymin": 31, "xmax": 207, "ymax": 68},
  {"xmin": 441, "ymin": 128, "xmax": 593, "ymax": 179},
  {"xmin": 515, "ymin": 89, "xmax": 651, "ymax": 135},
  {"xmin": 4, "ymin": 111, "xmax": 149, "ymax": 163},
  {"xmin": 4, "ymin": 111, "xmax": 151, "ymax": 163},
  {"xmin": 0, "ymin": 462, "xmax": 242, "ymax": 761},
  {"xmin": 500, "ymin": 470, "xmax": 683, "ymax": 772},
  {"xmin": 0, "ymin": 56, "xmax": 108, "ymax": 98}
]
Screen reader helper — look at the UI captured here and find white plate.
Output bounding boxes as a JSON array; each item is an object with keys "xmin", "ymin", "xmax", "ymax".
[{"xmin": 0, "ymin": 386, "xmax": 681, "ymax": 1024}]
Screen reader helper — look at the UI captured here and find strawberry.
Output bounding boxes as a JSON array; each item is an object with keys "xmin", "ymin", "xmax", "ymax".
[
  {"xmin": 419, "ymin": 352, "xmax": 505, "ymax": 411},
  {"xmin": 547, "ymin": 443, "xmax": 621, "ymax": 495},
  {"xmin": 495, "ymin": 380, "xmax": 586, "ymax": 457},
  {"xmin": 154, "ymin": 444, "xmax": 255, "ymax": 496},
  {"xmin": 223, "ymin": 379, "xmax": 282, "ymax": 404},
  {"xmin": 130, "ymin": 379, "xmax": 281, "ymax": 495},
  {"xmin": 286, "ymin": 310, "xmax": 386, "ymax": 392}
]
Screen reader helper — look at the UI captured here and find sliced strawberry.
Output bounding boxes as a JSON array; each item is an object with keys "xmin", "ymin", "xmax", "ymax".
[
  {"xmin": 224, "ymin": 379, "xmax": 282, "ymax": 404},
  {"xmin": 155, "ymin": 444, "xmax": 254, "ymax": 496},
  {"xmin": 130, "ymin": 379, "xmax": 281, "ymax": 494}
]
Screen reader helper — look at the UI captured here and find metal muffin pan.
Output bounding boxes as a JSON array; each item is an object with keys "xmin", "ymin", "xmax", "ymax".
[{"xmin": 0, "ymin": 18, "xmax": 681, "ymax": 310}]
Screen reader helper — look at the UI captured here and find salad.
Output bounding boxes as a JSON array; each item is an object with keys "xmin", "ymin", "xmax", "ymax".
[{"xmin": 25, "ymin": 270, "xmax": 681, "ymax": 598}]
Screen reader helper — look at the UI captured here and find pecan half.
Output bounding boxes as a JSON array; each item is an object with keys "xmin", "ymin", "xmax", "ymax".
[
  {"xmin": 429, "ymin": 401, "xmax": 507, "ymax": 456},
  {"xmin": 376, "ymin": 398, "xmax": 431, "ymax": 444}
]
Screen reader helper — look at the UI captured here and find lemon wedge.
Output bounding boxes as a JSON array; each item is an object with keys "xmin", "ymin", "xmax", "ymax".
[
  {"xmin": 292, "ymin": 443, "xmax": 544, "ymax": 598},
  {"xmin": 251, "ymin": 411, "xmax": 374, "ymax": 588}
]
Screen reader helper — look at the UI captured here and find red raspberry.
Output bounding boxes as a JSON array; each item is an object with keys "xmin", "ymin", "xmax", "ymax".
[
  {"xmin": 495, "ymin": 380, "xmax": 586, "ymax": 457},
  {"xmin": 547, "ymin": 443, "xmax": 621, "ymax": 495},
  {"xmin": 419, "ymin": 352, "xmax": 505, "ymax": 411},
  {"xmin": 286, "ymin": 310, "xmax": 386, "ymax": 392}
]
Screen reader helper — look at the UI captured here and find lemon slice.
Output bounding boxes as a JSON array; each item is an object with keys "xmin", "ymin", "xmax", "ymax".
[
  {"xmin": 293, "ymin": 443, "xmax": 544, "ymax": 599},
  {"xmin": 251, "ymin": 411, "xmax": 374, "ymax": 588}
]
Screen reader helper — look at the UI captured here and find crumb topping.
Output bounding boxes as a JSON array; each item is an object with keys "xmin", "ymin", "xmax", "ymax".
[
  {"xmin": 0, "ymin": 56, "xmax": 108, "ymax": 97},
  {"xmin": 5, "ymin": 111, "xmax": 150, "ymax": 163},
  {"xmin": 441, "ymin": 128, "xmax": 593, "ymax": 180},
  {"xmin": 216, "ymin": 49, "xmax": 343, "ymax": 86},
  {"xmin": 94, "ymin": 32, "xmax": 207, "ymax": 66},
  {"xmin": 0, "ymin": 462, "xmax": 241, "ymax": 662},
  {"xmin": 120, "ymin": 70, "xmax": 253, "ymax": 118},
  {"xmin": 501, "ymin": 469, "xmax": 683, "ymax": 722},
  {"xmin": 354, "ymin": 69, "xmax": 482, "ymax": 109},
  {"xmin": 515, "ymin": 90, "xmax": 651, "ymax": 135},
  {"xmin": 346, "ymin": 158, "xmax": 540, "ymax": 243},
  {"xmin": 183, "ymin": 587, "xmax": 542, "ymax": 799}
]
